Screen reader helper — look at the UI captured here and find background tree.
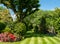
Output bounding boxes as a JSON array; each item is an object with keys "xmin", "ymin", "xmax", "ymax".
[{"xmin": 24, "ymin": 10, "xmax": 47, "ymax": 33}]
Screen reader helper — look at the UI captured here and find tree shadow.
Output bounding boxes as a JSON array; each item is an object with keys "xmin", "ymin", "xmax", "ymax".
[{"xmin": 24, "ymin": 32, "xmax": 56, "ymax": 39}]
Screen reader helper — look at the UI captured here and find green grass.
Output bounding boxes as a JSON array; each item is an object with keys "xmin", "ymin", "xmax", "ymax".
[{"xmin": 0, "ymin": 36, "xmax": 60, "ymax": 44}]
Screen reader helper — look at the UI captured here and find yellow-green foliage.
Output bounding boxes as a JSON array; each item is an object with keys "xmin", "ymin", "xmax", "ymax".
[
  {"xmin": 2, "ymin": 26, "xmax": 11, "ymax": 32},
  {"xmin": 0, "ymin": 6, "xmax": 12, "ymax": 22}
]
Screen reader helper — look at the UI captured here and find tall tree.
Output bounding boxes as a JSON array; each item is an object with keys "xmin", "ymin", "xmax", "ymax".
[{"xmin": 0, "ymin": 0, "xmax": 40, "ymax": 22}]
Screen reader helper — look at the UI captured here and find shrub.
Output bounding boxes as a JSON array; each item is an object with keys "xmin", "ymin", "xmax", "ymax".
[
  {"xmin": 0, "ymin": 32, "xmax": 16, "ymax": 42},
  {"xmin": 13, "ymin": 22, "xmax": 26, "ymax": 36},
  {"xmin": 8, "ymin": 32, "xmax": 16, "ymax": 42}
]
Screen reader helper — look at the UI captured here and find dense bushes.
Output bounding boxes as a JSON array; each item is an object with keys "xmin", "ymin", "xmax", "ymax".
[
  {"xmin": 24, "ymin": 9, "xmax": 60, "ymax": 34},
  {"xmin": 0, "ymin": 9, "xmax": 60, "ymax": 35},
  {"xmin": 4, "ymin": 22, "xmax": 26, "ymax": 35},
  {"xmin": 0, "ymin": 22, "xmax": 26, "ymax": 42}
]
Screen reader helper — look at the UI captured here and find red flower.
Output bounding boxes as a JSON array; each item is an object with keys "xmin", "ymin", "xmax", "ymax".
[{"xmin": 8, "ymin": 33, "xmax": 16, "ymax": 40}]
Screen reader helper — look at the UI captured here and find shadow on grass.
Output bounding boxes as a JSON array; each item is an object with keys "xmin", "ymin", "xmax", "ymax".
[{"xmin": 24, "ymin": 32, "xmax": 56, "ymax": 39}]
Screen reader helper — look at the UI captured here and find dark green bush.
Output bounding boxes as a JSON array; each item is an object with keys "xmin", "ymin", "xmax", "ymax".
[
  {"xmin": 0, "ymin": 22, "xmax": 6, "ymax": 33},
  {"xmin": 39, "ymin": 16, "xmax": 48, "ymax": 34}
]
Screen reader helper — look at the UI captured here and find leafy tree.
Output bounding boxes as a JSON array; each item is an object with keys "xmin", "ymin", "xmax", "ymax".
[
  {"xmin": 53, "ymin": 8, "xmax": 60, "ymax": 34},
  {"xmin": 44, "ymin": 9, "xmax": 60, "ymax": 35},
  {"xmin": 24, "ymin": 10, "xmax": 47, "ymax": 33},
  {"xmin": 24, "ymin": 9, "xmax": 60, "ymax": 34},
  {"xmin": 0, "ymin": 0, "xmax": 40, "ymax": 22}
]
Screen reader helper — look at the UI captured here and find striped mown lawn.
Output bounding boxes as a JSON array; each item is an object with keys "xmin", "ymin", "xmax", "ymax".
[{"xmin": 0, "ymin": 37, "xmax": 60, "ymax": 44}]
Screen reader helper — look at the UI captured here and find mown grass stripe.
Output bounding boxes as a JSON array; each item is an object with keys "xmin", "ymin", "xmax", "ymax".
[
  {"xmin": 24, "ymin": 38, "xmax": 31, "ymax": 44},
  {"xmin": 54, "ymin": 37, "xmax": 60, "ymax": 40},
  {"xmin": 48, "ymin": 37, "xmax": 59, "ymax": 44},
  {"xmin": 37, "ymin": 37, "xmax": 42, "ymax": 44},
  {"xmin": 50, "ymin": 37, "xmax": 60, "ymax": 44},
  {"xmin": 20, "ymin": 38, "xmax": 31, "ymax": 44},
  {"xmin": 29, "ymin": 37, "xmax": 35, "ymax": 44},
  {"xmin": 34, "ymin": 37, "xmax": 38, "ymax": 44},
  {"xmin": 41, "ymin": 37, "xmax": 47, "ymax": 44},
  {"xmin": 53, "ymin": 37, "xmax": 60, "ymax": 42},
  {"xmin": 47, "ymin": 37, "xmax": 56, "ymax": 44},
  {"xmin": 44, "ymin": 37, "xmax": 52, "ymax": 44}
]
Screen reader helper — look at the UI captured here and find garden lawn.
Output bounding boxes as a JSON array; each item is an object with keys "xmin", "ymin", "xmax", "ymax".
[{"xmin": 0, "ymin": 36, "xmax": 60, "ymax": 44}]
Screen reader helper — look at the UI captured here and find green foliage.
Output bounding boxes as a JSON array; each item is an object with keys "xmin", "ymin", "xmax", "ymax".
[
  {"xmin": 24, "ymin": 10, "xmax": 47, "ymax": 33},
  {"xmin": 12, "ymin": 22, "xmax": 26, "ymax": 35},
  {"xmin": 2, "ymin": 26, "xmax": 11, "ymax": 32},
  {"xmin": 24, "ymin": 9, "xmax": 60, "ymax": 34},
  {"xmin": 7, "ymin": 22, "xmax": 15, "ymax": 31},
  {"xmin": 43, "ymin": 9, "xmax": 60, "ymax": 35}
]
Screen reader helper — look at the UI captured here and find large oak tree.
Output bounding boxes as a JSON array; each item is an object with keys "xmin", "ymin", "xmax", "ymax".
[{"xmin": 0, "ymin": 0, "xmax": 40, "ymax": 22}]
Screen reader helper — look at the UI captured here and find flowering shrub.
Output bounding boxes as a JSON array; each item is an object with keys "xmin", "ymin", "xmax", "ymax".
[
  {"xmin": 8, "ymin": 33, "xmax": 16, "ymax": 42},
  {"xmin": 0, "ymin": 32, "xmax": 16, "ymax": 42}
]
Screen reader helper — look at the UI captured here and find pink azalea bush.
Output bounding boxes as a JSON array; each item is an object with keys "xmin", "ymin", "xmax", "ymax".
[{"xmin": 0, "ymin": 32, "xmax": 16, "ymax": 42}]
